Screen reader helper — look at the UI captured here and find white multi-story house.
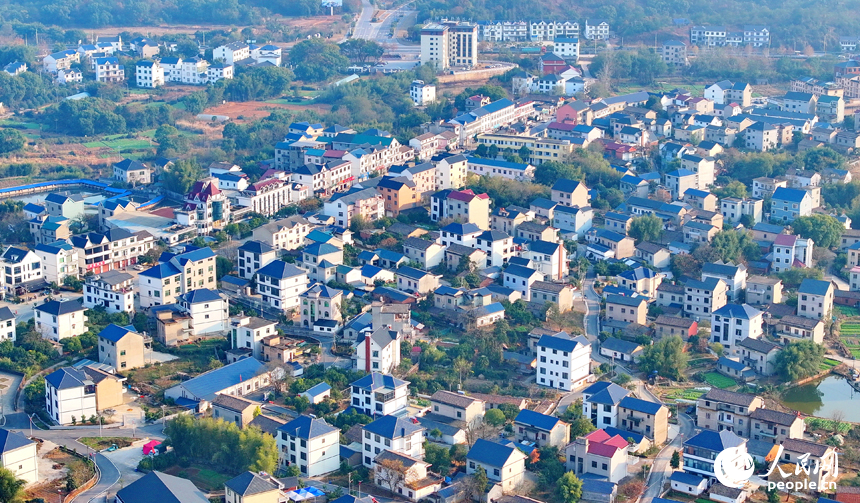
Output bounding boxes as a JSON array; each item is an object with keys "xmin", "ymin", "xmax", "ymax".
[
  {"xmin": 0, "ymin": 430, "xmax": 38, "ymax": 484},
  {"xmin": 70, "ymin": 227, "xmax": 155, "ymax": 276},
  {"xmin": 252, "ymin": 215, "xmax": 312, "ymax": 251},
  {"xmin": 230, "ymin": 316, "xmax": 278, "ymax": 360},
  {"xmin": 536, "ymin": 332, "xmax": 591, "ymax": 391},
  {"xmin": 684, "ymin": 277, "xmax": 728, "ymax": 319},
  {"xmin": 350, "ymin": 373, "xmax": 409, "ymax": 418},
  {"xmin": 237, "ymin": 240, "xmax": 277, "ymax": 280},
  {"xmin": 582, "ymin": 382, "xmax": 630, "ymax": 428},
  {"xmin": 83, "ymin": 270, "xmax": 135, "ymax": 314},
  {"xmin": 362, "ymin": 415, "xmax": 424, "ymax": 467},
  {"xmin": 324, "ymin": 187, "xmax": 385, "ymax": 229},
  {"xmin": 0, "ymin": 307, "xmax": 15, "ymax": 342},
  {"xmin": 299, "ymin": 283, "xmax": 343, "ymax": 332},
  {"xmin": 683, "ymin": 430, "xmax": 748, "ymax": 483},
  {"xmin": 354, "ymin": 327, "xmax": 401, "ymax": 374},
  {"xmin": 277, "ymin": 415, "xmax": 340, "ymax": 477},
  {"xmin": 771, "ymin": 234, "xmax": 814, "ymax": 273},
  {"xmin": 135, "ymin": 60, "xmax": 164, "ymax": 88},
  {"xmin": 94, "ymin": 57, "xmax": 124, "ymax": 82},
  {"xmin": 466, "ymin": 439, "xmax": 527, "ymax": 492},
  {"xmin": 797, "ymin": 278, "xmax": 834, "ymax": 320},
  {"xmin": 45, "ymin": 367, "xmax": 97, "ymax": 425},
  {"xmin": 138, "ymin": 247, "xmax": 217, "ymax": 309},
  {"xmin": 213, "ymin": 41, "xmax": 250, "ymax": 65},
  {"xmin": 474, "ymin": 230, "xmax": 514, "ymax": 268},
  {"xmin": 410, "ymin": 80, "xmax": 436, "ymax": 106},
  {"xmin": 290, "ymin": 161, "xmax": 352, "ymax": 195},
  {"xmin": 701, "ymin": 261, "xmax": 747, "ymax": 302},
  {"xmin": 256, "ymin": 44, "xmax": 282, "ymax": 65},
  {"xmin": 1, "ymin": 246, "xmax": 43, "ymax": 296},
  {"xmin": 584, "ymin": 20, "xmax": 609, "ymax": 40},
  {"xmin": 235, "ymin": 178, "xmax": 308, "ymax": 217},
  {"xmin": 179, "ymin": 178, "xmax": 232, "ymax": 235},
  {"xmin": 113, "ymin": 158, "xmax": 152, "ymax": 186},
  {"xmin": 711, "ymin": 303, "xmax": 763, "ymax": 356},
  {"xmin": 503, "ymin": 265, "xmax": 544, "ymax": 301},
  {"xmin": 524, "ymin": 240, "xmax": 568, "ymax": 281},
  {"xmin": 254, "ymin": 260, "xmax": 309, "ymax": 312},
  {"xmin": 34, "ymin": 299, "xmax": 87, "ymax": 341},
  {"xmin": 720, "ymin": 197, "xmax": 763, "ymax": 225},
  {"xmin": 178, "ymin": 289, "xmax": 229, "ymax": 335},
  {"xmin": 553, "ymin": 37, "xmax": 580, "ymax": 58},
  {"xmin": 35, "ymin": 240, "xmax": 79, "ymax": 285},
  {"xmin": 42, "ymin": 50, "xmax": 80, "ymax": 73}
]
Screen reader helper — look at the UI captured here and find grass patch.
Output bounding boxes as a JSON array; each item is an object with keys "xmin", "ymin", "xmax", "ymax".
[
  {"xmin": 805, "ymin": 416, "xmax": 852, "ymax": 434},
  {"xmin": 83, "ymin": 138, "xmax": 152, "ymax": 150},
  {"xmin": 820, "ymin": 358, "xmax": 840, "ymax": 371},
  {"xmin": 78, "ymin": 437, "xmax": 140, "ymax": 450},
  {"xmin": 703, "ymin": 372, "xmax": 737, "ymax": 389},
  {"xmin": 0, "ymin": 120, "xmax": 40, "ymax": 130},
  {"xmin": 666, "ymin": 388, "xmax": 706, "ymax": 401},
  {"xmin": 164, "ymin": 465, "xmax": 231, "ymax": 492}
]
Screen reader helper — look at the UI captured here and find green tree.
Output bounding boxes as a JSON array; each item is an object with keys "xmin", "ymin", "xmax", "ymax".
[
  {"xmin": 497, "ymin": 403, "xmax": 521, "ymax": 420},
  {"xmin": 791, "ymin": 214, "xmax": 844, "ymax": 249},
  {"xmin": 557, "ymin": 472, "xmax": 583, "ymax": 503},
  {"xmin": 775, "ymin": 340, "xmax": 825, "ymax": 381},
  {"xmin": 0, "ymin": 467, "xmax": 25, "ymax": 503},
  {"xmin": 162, "ymin": 159, "xmax": 203, "ymax": 194},
  {"xmin": 216, "ymin": 256, "xmax": 233, "ymax": 281},
  {"xmin": 670, "ymin": 450, "xmax": 681, "ymax": 469},
  {"xmin": 340, "ymin": 39, "xmax": 385, "ymax": 64},
  {"xmin": 628, "ymin": 214, "xmax": 663, "ymax": 244},
  {"xmin": 569, "ymin": 417, "xmax": 596, "ymax": 440},
  {"xmin": 710, "ymin": 342, "xmax": 725, "ymax": 357},
  {"xmin": 424, "ymin": 442, "xmax": 451, "ymax": 472},
  {"xmin": 483, "ymin": 408, "xmax": 506, "ymax": 427},
  {"xmin": 712, "ymin": 180, "xmax": 748, "ymax": 199},
  {"xmin": 710, "ymin": 229, "xmax": 760, "ymax": 262},
  {"xmin": 289, "ymin": 39, "xmax": 349, "ymax": 82},
  {"xmin": 803, "ymin": 147, "xmax": 845, "ymax": 172},
  {"xmin": 471, "ymin": 466, "xmax": 488, "ymax": 499},
  {"xmin": 0, "ymin": 129, "xmax": 25, "ymax": 154},
  {"xmin": 638, "ymin": 335, "xmax": 688, "ymax": 380}
]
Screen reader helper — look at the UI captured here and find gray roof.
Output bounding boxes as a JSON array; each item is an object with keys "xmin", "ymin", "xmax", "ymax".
[
  {"xmin": 172, "ymin": 358, "xmax": 266, "ymax": 402},
  {"xmin": 702, "ymin": 388, "xmax": 759, "ymax": 406},
  {"xmin": 749, "ymin": 408, "xmax": 801, "ymax": 426},
  {"xmin": 431, "ymin": 390, "xmax": 482, "ymax": 409},
  {"xmin": 737, "ymin": 337, "xmax": 779, "ymax": 354},
  {"xmin": 35, "ymin": 299, "xmax": 85, "ymax": 316},
  {"xmin": 256, "ymin": 260, "xmax": 308, "ymax": 280},
  {"xmin": 585, "ymin": 382, "xmax": 630, "ymax": 405},
  {"xmin": 116, "ymin": 471, "xmax": 209, "ymax": 503},
  {"xmin": 211, "ymin": 394, "xmax": 256, "ymax": 413},
  {"xmin": 356, "ymin": 326, "xmax": 399, "ymax": 348},
  {"xmin": 403, "ymin": 237, "xmax": 436, "ymax": 251},
  {"xmin": 467, "ymin": 438, "xmax": 524, "ymax": 467},
  {"xmin": 605, "ymin": 294, "xmax": 646, "ymax": 307},
  {"xmin": 601, "ymin": 337, "xmax": 642, "ymax": 355},
  {"xmin": 224, "ymin": 472, "xmax": 279, "ymax": 496},
  {"xmin": 279, "ymin": 415, "xmax": 339, "ymax": 439}
]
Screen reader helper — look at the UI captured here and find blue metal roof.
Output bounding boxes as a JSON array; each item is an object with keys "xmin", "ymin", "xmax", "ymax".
[
  {"xmin": 174, "ymin": 358, "xmax": 266, "ymax": 402},
  {"xmin": 772, "ymin": 186, "xmax": 807, "ymax": 203},
  {"xmin": 98, "ymin": 324, "xmax": 138, "ymax": 343},
  {"xmin": 684, "ymin": 430, "xmax": 745, "ymax": 451},
  {"xmin": 619, "ymin": 396, "xmax": 664, "ymax": 415},
  {"xmin": 514, "ymin": 409, "xmax": 560, "ymax": 431},
  {"xmin": 669, "ymin": 471, "xmax": 706, "ymax": 486},
  {"xmin": 303, "ymin": 382, "xmax": 331, "ymax": 397},
  {"xmin": 350, "ymin": 372, "xmax": 408, "ymax": 391},
  {"xmin": 279, "ymin": 415, "xmax": 339, "ymax": 439},
  {"xmin": 467, "ymin": 438, "xmax": 522, "ymax": 467},
  {"xmin": 363, "ymin": 415, "xmax": 423, "ymax": 438},
  {"xmin": 799, "ymin": 278, "xmax": 832, "ymax": 296},
  {"xmin": 537, "ymin": 333, "xmax": 589, "ymax": 352}
]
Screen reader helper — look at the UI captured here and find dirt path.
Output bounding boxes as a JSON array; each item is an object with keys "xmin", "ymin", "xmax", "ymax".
[{"xmin": 201, "ymin": 100, "xmax": 332, "ymax": 121}]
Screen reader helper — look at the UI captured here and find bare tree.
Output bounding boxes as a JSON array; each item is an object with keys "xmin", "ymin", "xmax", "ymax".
[
  {"xmin": 831, "ymin": 410, "xmax": 846, "ymax": 434},
  {"xmin": 374, "ymin": 458, "xmax": 407, "ymax": 494},
  {"xmin": 464, "ymin": 416, "xmax": 493, "ymax": 446}
]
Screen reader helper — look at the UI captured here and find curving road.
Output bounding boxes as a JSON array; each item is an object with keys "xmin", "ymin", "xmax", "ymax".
[{"xmin": 352, "ymin": 0, "xmax": 420, "ymax": 58}]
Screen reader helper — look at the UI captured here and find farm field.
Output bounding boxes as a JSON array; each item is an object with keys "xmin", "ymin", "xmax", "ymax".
[{"xmin": 703, "ymin": 372, "xmax": 737, "ymax": 389}]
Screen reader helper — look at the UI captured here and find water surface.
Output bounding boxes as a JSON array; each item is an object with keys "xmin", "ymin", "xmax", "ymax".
[{"xmin": 780, "ymin": 375, "xmax": 860, "ymax": 422}]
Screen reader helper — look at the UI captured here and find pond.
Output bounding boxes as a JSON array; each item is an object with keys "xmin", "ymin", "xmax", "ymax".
[{"xmin": 780, "ymin": 375, "xmax": 860, "ymax": 422}]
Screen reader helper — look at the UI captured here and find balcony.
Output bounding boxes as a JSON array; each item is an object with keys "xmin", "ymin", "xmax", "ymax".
[{"xmin": 717, "ymin": 403, "xmax": 735, "ymax": 412}]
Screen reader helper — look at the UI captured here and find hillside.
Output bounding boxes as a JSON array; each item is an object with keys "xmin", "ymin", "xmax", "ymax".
[{"xmin": 414, "ymin": 0, "xmax": 860, "ymax": 50}]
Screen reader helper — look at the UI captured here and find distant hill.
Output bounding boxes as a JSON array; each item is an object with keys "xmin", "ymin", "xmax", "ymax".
[{"xmin": 414, "ymin": 0, "xmax": 860, "ymax": 50}]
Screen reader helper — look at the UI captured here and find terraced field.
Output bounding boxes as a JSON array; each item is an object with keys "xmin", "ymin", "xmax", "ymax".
[
  {"xmin": 703, "ymin": 372, "xmax": 737, "ymax": 389},
  {"xmin": 840, "ymin": 322, "xmax": 860, "ymax": 357}
]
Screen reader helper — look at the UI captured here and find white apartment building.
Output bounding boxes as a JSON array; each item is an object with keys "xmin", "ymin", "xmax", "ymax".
[
  {"xmin": 771, "ymin": 234, "xmax": 813, "ymax": 273},
  {"xmin": 711, "ymin": 304, "xmax": 764, "ymax": 356},
  {"xmin": 420, "ymin": 22, "xmax": 478, "ymax": 70},
  {"xmin": 255, "ymin": 260, "xmax": 309, "ymax": 311},
  {"xmin": 213, "ymin": 41, "xmax": 250, "ymax": 64},
  {"xmin": 34, "ymin": 299, "xmax": 87, "ymax": 341},
  {"xmin": 83, "ymin": 270, "xmax": 135, "ymax": 314},
  {"xmin": 553, "ymin": 37, "xmax": 580, "ymax": 58},
  {"xmin": 350, "ymin": 373, "xmax": 410, "ymax": 418},
  {"xmin": 361, "ymin": 415, "xmax": 425, "ymax": 467},
  {"xmin": 70, "ymin": 227, "xmax": 155, "ymax": 276},
  {"xmin": 354, "ymin": 327, "xmax": 401, "ymax": 374},
  {"xmin": 237, "ymin": 240, "xmax": 278, "ymax": 280},
  {"xmin": 235, "ymin": 178, "xmax": 308, "ymax": 217},
  {"xmin": 277, "ymin": 415, "xmax": 340, "ymax": 477},
  {"xmin": 584, "ymin": 20, "xmax": 610, "ymax": 40},
  {"xmin": 230, "ymin": 316, "xmax": 278, "ymax": 360},
  {"xmin": 135, "ymin": 60, "xmax": 164, "ymax": 88},
  {"xmin": 138, "ymin": 247, "xmax": 217, "ymax": 309},
  {"xmin": 536, "ymin": 332, "xmax": 591, "ymax": 391},
  {"xmin": 410, "ymin": 80, "xmax": 436, "ymax": 106},
  {"xmin": 178, "ymin": 289, "xmax": 229, "ymax": 335},
  {"xmin": 44, "ymin": 367, "xmax": 97, "ymax": 425},
  {"xmin": 0, "ymin": 307, "xmax": 15, "ymax": 342},
  {"xmin": 290, "ymin": 161, "xmax": 352, "ymax": 194},
  {"xmin": 252, "ymin": 216, "xmax": 313, "ymax": 251},
  {"xmin": 701, "ymin": 261, "xmax": 747, "ymax": 302},
  {"xmin": 0, "ymin": 430, "xmax": 38, "ymax": 484},
  {"xmin": 720, "ymin": 197, "xmax": 763, "ymax": 225}
]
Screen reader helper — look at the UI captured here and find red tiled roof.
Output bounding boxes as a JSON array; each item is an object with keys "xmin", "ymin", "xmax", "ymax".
[
  {"xmin": 548, "ymin": 122, "xmax": 577, "ymax": 131},
  {"xmin": 149, "ymin": 207, "xmax": 175, "ymax": 219},
  {"xmin": 773, "ymin": 234, "xmax": 797, "ymax": 246},
  {"xmin": 587, "ymin": 442, "xmax": 620, "ymax": 457},
  {"xmin": 187, "ymin": 180, "xmax": 220, "ymax": 201},
  {"xmin": 250, "ymin": 178, "xmax": 284, "ymax": 192},
  {"xmin": 261, "ymin": 168, "xmax": 286, "ymax": 180},
  {"xmin": 584, "ymin": 429, "xmax": 610, "ymax": 442}
]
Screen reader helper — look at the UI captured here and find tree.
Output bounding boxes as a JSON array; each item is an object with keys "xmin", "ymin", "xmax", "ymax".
[
  {"xmin": 803, "ymin": 147, "xmax": 845, "ymax": 173},
  {"xmin": 709, "ymin": 342, "xmax": 725, "ymax": 357},
  {"xmin": 483, "ymin": 408, "xmax": 506, "ymax": 427},
  {"xmin": 670, "ymin": 450, "xmax": 681, "ymax": 469},
  {"xmin": 710, "ymin": 229, "xmax": 760, "ymax": 263},
  {"xmin": 162, "ymin": 159, "xmax": 203, "ymax": 194},
  {"xmin": 791, "ymin": 214, "xmax": 843, "ymax": 249},
  {"xmin": 557, "ymin": 472, "xmax": 583, "ymax": 503},
  {"xmin": 775, "ymin": 340, "xmax": 825, "ymax": 381},
  {"xmin": 216, "ymin": 256, "xmax": 233, "ymax": 281},
  {"xmin": 569, "ymin": 418, "xmax": 596, "ymax": 440},
  {"xmin": 498, "ymin": 403, "xmax": 521, "ymax": 421},
  {"xmin": 375, "ymin": 458, "xmax": 407, "ymax": 494},
  {"xmin": 628, "ymin": 214, "xmax": 663, "ymax": 244},
  {"xmin": 638, "ymin": 336, "xmax": 688, "ymax": 380},
  {"xmin": 340, "ymin": 39, "xmax": 385, "ymax": 64},
  {"xmin": 0, "ymin": 467, "xmax": 25, "ymax": 503},
  {"xmin": 0, "ymin": 129, "xmax": 25, "ymax": 154},
  {"xmin": 466, "ymin": 466, "xmax": 488, "ymax": 501},
  {"xmin": 452, "ymin": 357, "xmax": 472, "ymax": 385},
  {"xmin": 289, "ymin": 39, "xmax": 349, "ymax": 82},
  {"xmin": 712, "ymin": 180, "xmax": 748, "ymax": 199}
]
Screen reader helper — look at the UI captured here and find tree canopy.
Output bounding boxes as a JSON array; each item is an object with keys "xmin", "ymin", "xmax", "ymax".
[
  {"xmin": 557, "ymin": 472, "xmax": 583, "ymax": 503},
  {"xmin": 0, "ymin": 468, "xmax": 24, "ymax": 503},
  {"xmin": 290, "ymin": 39, "xmax": 349, "ymax": 82},
  {"xmin": 791, "ymin": 214, "xmax": 844, "ymax": 249},
  {"xmin": 638, "ymin": 335, "xmax": 688, "ymax": 380},
  {"xmin": 775, "ymin": 340, "xmax": 825, "ymax": 381},
  {"xmin": 628, "ymin": 214, "xmax": 663, "ymax": 244},
  {"xmin": 162, "ymin": 159, "xmax": 204, "ymax": 194}
]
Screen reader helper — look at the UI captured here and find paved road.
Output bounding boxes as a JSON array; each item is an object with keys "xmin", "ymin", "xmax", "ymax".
[
  {"xmin": 352, "ymin": 0, "xmax": 419, "ymax": 57},
  {"xmin": 642, "ymin": 413, "xmax": 695, "ymax": 503},
  {"xmin": 0, "ymin": 291, "xmax": 84, "ymax": 327}
]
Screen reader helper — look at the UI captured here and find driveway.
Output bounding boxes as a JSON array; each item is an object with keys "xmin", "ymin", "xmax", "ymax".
[
  {"xmin": 104, "ymin": 444, "xmax": 148, "ymax": 486},
  {"xmin": 641, "ymin": 413, "xmax": 695, "ymax": 503}
]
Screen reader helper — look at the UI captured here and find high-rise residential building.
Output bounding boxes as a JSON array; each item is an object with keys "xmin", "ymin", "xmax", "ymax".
[{"xmin": 421, "ymin": 22, "xmax": 478, "ymax": 70}]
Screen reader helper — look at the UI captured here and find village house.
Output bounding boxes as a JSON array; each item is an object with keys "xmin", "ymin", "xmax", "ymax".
[
  {"xmin": 605, "ymin": 294, "xmax": 647, "ymax": 325},
  {"xmin": 745, "ymin": 276, "xmax": 783, "ymax": 305},
  {"xmin": 618, "ymin": 396, "xmax": 669, "ymax": 445},
  {"xmin": 373, "ymin": 450, "xmax": 442, "ymax": 502},
  {"xmin": 565, "ymin": 429, "xmax": 628, "ymax": 483},
  {"xmin": 277, "ymin": 415, "xmax": 340, "ymax": 477},
  {"xmin": 83, "ymin": 270, "xmax": 135, "ymax": 314},
  {"xmin": 514, "ymin": 409, "xmax": 569, "ymax": 449},
  {"xmin": 696, "ymin": 388, "xmax": 763, "ymax": 438},
  {"xmin": 535, "ymin": 332, "xmax": 591, "ymax": 391},
  {"xmin": 362, "ymin": 415, "xmax": 424, "ymax": 468},
  {"xmin": 35, "ymin": 299, "xmax": 87, "ymax": 341},
  {"xmin": 797, "ymin": 278, "xmax": 834, "ymax": 319},
  {"xmin": 684, "ymin": 278, "xmax": 728, "ymax": 319},
  {"xmin": 430, "ymin": 390, "xmax": 485, "ymax": 424},
  {"xmin": 354, "ymin": 327, "xmax": 401, "ymax": 374},
  {"xmin": 775, "ymin": 314, "xmax": 825, "ymax": 345},
  {"xmin": 599, "ymin": 337, "xmax": 643, "ymax": 363},
  {"xmin": 654, "ymin": 315, "xmax": 698, "ymax": 339},
  {"xmin": 634, "ymin": 242, "xmax": 671, "ymax": 269},
  {"xmin": 737, "ymin": 337, "xmax": 780, "ymax": 376},
  {"xmin": 45, "ymin": 365, "xmax": 124, "ymax": 425},
  {"xmin": 211, "ymin": 395, "xmax": 258, "ymax": 428},
  {"xmin": 466, "ymin": 439, "xmax": 527, "ymax": 491},
  {"xmin": 97, "ymin": 323, "xmax": 146, "ymax": 371},
  {"xmin": 683, "ymin": 429, "xmax": 748, "ymax": 483},
  {"xmin": 582, "ymin": 382, "xmax": 630, "ymax": 428},
  {"xmin": 350, "ymin": 372, "xmax": 409, "ymax": 418}
]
